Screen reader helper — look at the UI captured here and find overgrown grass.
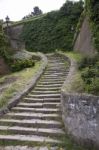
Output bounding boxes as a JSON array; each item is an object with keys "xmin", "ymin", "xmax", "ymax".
[
  {"xmin": 0, "ymin": 61, "xmax": 41, "ymax": 108},
  {"xmin": 64, "ymin": 51, "xmax": 83, "ymax": 63},
  {"xmin": 61, "ymin": 51, "xmax": 85, "ymax": 93}
]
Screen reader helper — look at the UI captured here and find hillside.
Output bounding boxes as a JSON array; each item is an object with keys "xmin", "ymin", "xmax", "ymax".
[{"xmin": 21, "ymin": 0, "xmax": 84, "ymax": 52}]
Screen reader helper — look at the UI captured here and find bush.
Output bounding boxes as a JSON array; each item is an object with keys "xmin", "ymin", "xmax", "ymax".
[
  {"xmin": 80, "ymin": 55, "xmax": 99, "ymax": 95},
  {"xmin": 11, "ymin": 59, "xmax": 35, "ymax": 72},
  {"xmin": 84, "ymin": 77, "xmax": 99, "ymax": 95}
]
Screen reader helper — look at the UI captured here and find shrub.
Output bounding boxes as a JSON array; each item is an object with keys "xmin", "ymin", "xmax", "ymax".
[
  {"xmin": 80, "ymin": 55, "xmax": 99, "ymax": 95},
  {"xmin": 11, "ymin": 59, "xmax": 35, "ymax": 72}
]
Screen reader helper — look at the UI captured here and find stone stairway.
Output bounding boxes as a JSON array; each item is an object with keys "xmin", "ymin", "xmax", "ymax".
[{"xmin": 0, "ymin": 54, "xmax": 69, "ymax": 150}]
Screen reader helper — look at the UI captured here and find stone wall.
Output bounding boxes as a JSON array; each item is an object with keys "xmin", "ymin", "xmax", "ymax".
[
  {"xmin": 5, "ymin": 25, "xmax": 24, "ymax": 50},
  {"xmin": 61, "ymin": 54, "xmax": 99, "ymax": 150},
  {"xmin": 0, "ymin": 57, "xmax": 10, "ymax": 75},
  {"xmin": 73, "ymin": 17, "xmax": 96, "ymax": 56},
  {"xmin": 61, "ymin": 92, "xmax": 99, "ymax": 150}
]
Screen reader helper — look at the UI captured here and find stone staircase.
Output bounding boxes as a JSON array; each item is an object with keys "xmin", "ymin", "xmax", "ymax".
[{"xmin": 0, "ymin": 54, "xmax": 69, "ymax": 150}]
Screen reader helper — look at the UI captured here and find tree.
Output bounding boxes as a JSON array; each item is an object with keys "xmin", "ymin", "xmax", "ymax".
[{"xmin": 32, "ymin": 6, "xmax": 43, "ymax": 16}]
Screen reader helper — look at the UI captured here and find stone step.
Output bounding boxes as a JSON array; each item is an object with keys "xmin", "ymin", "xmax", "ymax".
[
  {"xmin": 0, "ymin": 146, "xmax": 60, "ymax": 150},
  {"xmin": 34, "ymin": 87, "xmax": 61, "ymax": 91},
  {"xmin": 48, "ymin": 60, "xmax": 64, "ymax": 62},
  {"xmin": 47, "ymin": 65, "xmax": 65, "ymax": 68},
  {"xmin": 0, "ymin": 126, "xmax": 65, "ymax": 137},
  {"xmin": 42, "ymin": 75, "xmax": 66, "ymax": 78},
  {"xmin": 43, "ymin": 72, "xmax": 67, "ymax": 75},
  {"xmin": 0, "ymin": 119, "xmax": 62, "ymax": 128},
  {"xmin": 6, "ymin": 112, "xmax": 61, "ymax": 120},
  {"xmin": 46, "ymin": 68, "xmax": 66, "ymax": 71},
  {"xmin": 38, "ymin": 81, "xmax": 64, "ymax": 85},
  {"xmin": 45, "ymin": 70, "xmax": 64, "ymax": 72},
  {"xmin": 40, "ymin": 78, "xmax": 65, "ymax": 81},
  {"xmin": 42, "ymin": 76, "xmax": 66, "ymax": 79},
  {"xmin": 44, "ymin": 71, "xmax": 68, "ymax": 74},
  {"xmin": 11, "ymin": 107, "xmax": 60, "ymax": 114},
  {"xmin": 31, "ymin": 90, "xmax": 60, "ymax": 95},
  {"xmin": 36, "ymin": 84, "xmax": 62, "ymax": 87},
  {"xmin": 46, "ymin": 66, "xmax": 66, "ymax": 68},
  {"xmin": 23, "ymin": 97, "xmax": 60, "ymax": 103},
  {"xmin": 44, "ymin": 71, "xmax": 67, "ymax": 74},
  {"xmin": 46, "ymin": 70, "xmax": 66, "ymax": 72},
  {"xmin": 42, "ymin": 73, "xmax": 66, "ymax": 76},
  {"xmin": 48, "ymin": 62, "xmax": 65, "ymax": 66},
  {"xmin": 17, "ymin": 102, "xmax": 60, "ymax": 108},
  {"xmin": 28, "ymin": 94, "xmax": 60, "ymax": 98},
  {"xmin": 0, "ymin": 134, "xmax": 61, "ymax": 145}
]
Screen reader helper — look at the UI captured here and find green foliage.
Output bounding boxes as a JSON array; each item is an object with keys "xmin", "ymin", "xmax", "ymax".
[
  {"xmin": 85, "ymin": 0, "xmax": 99, "ymax": 51},
  {"xmin": 80, "ymin": 55, "xmax": 99, "ymax": 95},
  {"xmin": 11, "ymin": 59, "xmax": 35, "ymax": 72},
  {"xmin": 0, "ymin": 22, "xmax": 11, "ymax": 61},
  {"xmin": 21, "ymin": 0, "xmax": 84, "ymax": 53}
]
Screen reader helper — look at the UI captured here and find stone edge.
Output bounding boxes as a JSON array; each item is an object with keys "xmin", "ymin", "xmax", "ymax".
[{"xmin": 0, "ymin": 52, "xmax": 48, "ymax": 116}]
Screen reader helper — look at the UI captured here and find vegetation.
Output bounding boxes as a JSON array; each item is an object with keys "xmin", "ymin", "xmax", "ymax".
[
  {"xmin": 10, "ymin": 59, "xmax": 35, "ymax": 72},
  {"xmin": 85, "ymin": 0, "xmax": 99, "ymax": 51},
  {"xmin": 64, "ymin": 52, "xmax": 99, "ymax": 95},
  {"xmin": 21, "ymin": 0, "xmax": 84, "ymax": 53},
  {"xmin": 71, "ymin": 0, "xmax": 99, "ymax": 96},
  {"xmin": 0, "ymin": 61, "xmax": 41, "ymax": 108},
  {"xmin": 0, "ymin": 22, "xmax": 10, "ymax": 59},
  {"xmin": 77, "ymin": 0, "xmax": 99, "ymax": 95},
  {"xmin": 22, "ymin": 6, "xmax": 43, "ymax": 20},
  {"xmin": 0, "ymin": 23, "xmax": 35, "ymax": 73},
  {"xmin": 63, "ymin": 51, "xmax": 85, "ymax": 93},
  {"xmin": 64, "ymin": 51, "xmax": 99, "ymax": 96},
  {"xmin": 79, "ymin": 56, "xmax": 99, "ymax": 95}
]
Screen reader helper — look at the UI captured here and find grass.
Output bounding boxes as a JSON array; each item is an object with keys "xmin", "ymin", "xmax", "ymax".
[
  {"xmin": 59, "ymin": 51, "xmax": 85, "ymax": 93},
  {"xmin": 59, "ymin": 136, "xmax": 86, "ymax": 150},
  {"xmin": 64, "ymin": 51, "xmax": 83, "ymax": 63},
  {"xmin": 63, "ymin": 71, "xmax": 85, "ymax": 93},
  {"xmin": 0, "ymin": 61, "xmax": 42, "ymax": 108}
]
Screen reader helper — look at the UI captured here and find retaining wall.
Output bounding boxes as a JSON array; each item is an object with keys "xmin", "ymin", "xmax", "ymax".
[{"xmin": 61, "ymin": 54, "xmax": 99, "ymax": 150}]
